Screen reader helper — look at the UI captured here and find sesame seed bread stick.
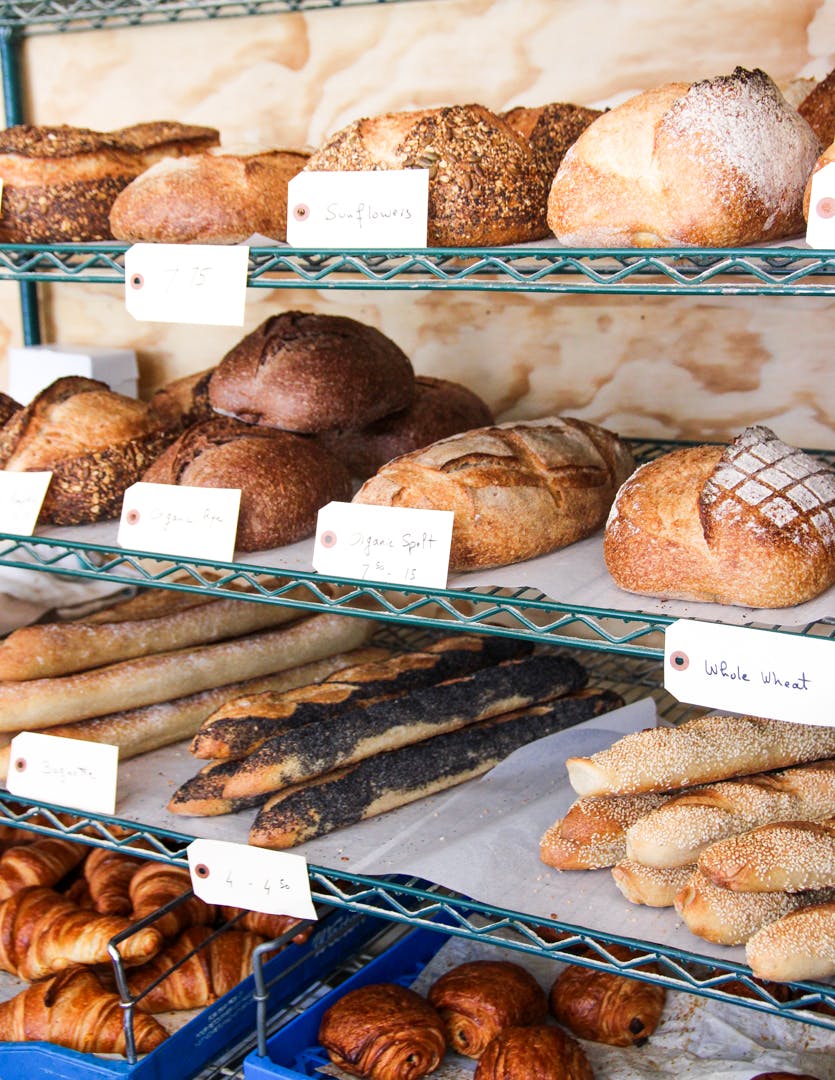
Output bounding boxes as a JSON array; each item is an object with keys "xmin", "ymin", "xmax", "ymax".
[
  {"xmin": 566, "ymin": 713, "xmax": 835, "ymax": 797},
  {"xmin": 626, "ymin": 759, "xmax": 835, "ymax": 869},
  {"xmin": 539, "ymin": 792, "xmax": 673, "ymax": 871},
  {"xmin": 611, "ymin": 860, "xmax": 695, "ymax": 908},
  {"xmin": 697, "ymin": 817, "xmax": 835, "ymax": 893},
  {"xmin": 746, "ymin": 899, "xmax": 835, "ymax": 982}
]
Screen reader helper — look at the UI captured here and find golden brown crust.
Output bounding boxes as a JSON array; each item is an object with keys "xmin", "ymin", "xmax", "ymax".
[
  {"xmin": 502, "ymin": 102, "xmax": 603, "ymax": 178},
  {"xmin": 697, "ymin": 817, "xmax": 835, "ymax": 892},
  {"xmin": 148, "ymin": 367, "xmax": 216, "ymax": 431},
  {"xmin": 798, "ymin": 68, "xmax": 835, "ymax": 147},
  {"xmin": 746, "ymin": 900, "xmax": 835, "ymax": 983},
  {"xmin": 427, "ymin": 959, "xmax": 547, "ymax": 1057},
  {"xmin": 610, "ymin": 859, "xmax": 694, "ymax": 907},
  {"xmin": 473, "ymin": 1023, "xmax": 594, "ymax": 1080},
  {"xmin": 540, "ymin": 792, "xmax": 673, "ymax": 870},
  {"xmin": 306, "ymin": 103, "xmax": 550, "ymax": 246}
]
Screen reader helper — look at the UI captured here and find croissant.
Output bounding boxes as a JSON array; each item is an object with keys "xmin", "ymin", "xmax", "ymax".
[
  {"xmin": 0, "ymin": 965, "xmax": 168, "ymax": 1054},
  {"xmin": 427, "ymin": 959, "xmax": 547, "ymax": 1058},
  {"xmin": 473, "ymin": 1024, "xmax": 594, "ymax": 1080},
  {"xmin": 219, "ymin": 905, "xmax": 312, "ymax": 945},
  {"xmin": 549, "ymin": 948, "xmax": 666, "ymax": 1047},
  {"xmin": 84, "ymin": 847, "xmax": 146, "ymax": 915},
  {"xmin": 0, "ymin": 837, "xmax": 87, "ymax": 899},
  {"xmin": 318, "ymin": 983, "xmax": 446, "ymax": 1080},
  {"xmin": 0, "ymin": 885, "xmax": 163, "ymax": 980},
  {"xmin": 129, "ymin": 862, "xmax": 215, "ymax": 937},
  {"xmin": 127, "ymin": 925, "xmax": 273, "ymax": 1011}
]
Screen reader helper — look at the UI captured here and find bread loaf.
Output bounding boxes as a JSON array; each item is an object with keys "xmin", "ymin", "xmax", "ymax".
[
  {"xmin": 539, "ymin": 792, "xmax": 671, "ymax": 870},
  {"xmin": 142, "ymin": 416, "xmax": 352, "ymax": 551},
  {"xmin": 610, "ymin": 859, "xmax": 694, "ymax": 907},
  {"xmin": 625, "ymin": 760, "xmax": 835, "ymax": 868},
  {"xmin": 306, "ymin": 102, "xmax": 550, "ymax": 246},
  {"xmin": 0, "ymin": 121, "xmax": 219, "ymax": 243},
  {"xmin": 502, "ymin": 102, "xmax": 602, "ymax": 178},
  {"xmin": 148, "ymin": 367, "xmax": 216, "ymax": 431},
  {"xmin": 208, "ymin": 311, "xmax": 414, "ymax": 435},
  {"xmin": 605, "ymin": 425, "xmax": 835, "ymax": 607},
  {"xmin": 314, "ymin": 375, "xmax": 493, "ymax": 480},
  {"xmin": 548, "ymin": 67, "xmax": 821, "ymax": 246},
  {"xmin": 798, "ymin": 68, "xmax": 835, "ymax": 147},
  {"xmin": 746, "ymin": 899, "xmax": 835, "ymax": 982},
  {"xmin": 354, "ymin": 417, "xmax": 635, "ymax": 571},
  {"xmin": 697, "ymin": 817, "xmax": 835, "ymax": 892},
  {"xmin": 567, "ymin": 713, "xmax": 835, "ymax": 797},
  {"xmin": 110, "ymin": 145, "xmax": 310, "ymax": 244},
  {"xmin": 0, "ymin": 393, "xmax": 20, "ymax": 428}
]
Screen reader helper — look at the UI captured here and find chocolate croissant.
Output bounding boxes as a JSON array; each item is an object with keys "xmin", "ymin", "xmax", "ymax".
[
  {"xmin": 473, "ymin": 1024, "xmax": 594, "ymax": 1080},
  {"xmin": 427, "ymin": 959, "xmax": 547, "ymax": 1058},
  {"xmin": 318, "ymin": 983, "xmax": 446, "ymax": 1080},
  {"xmin": 549, "ymin": 951, "xmax": 665, "ymax": 1047}
]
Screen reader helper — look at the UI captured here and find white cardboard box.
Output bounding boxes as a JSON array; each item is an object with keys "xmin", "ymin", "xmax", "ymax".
[{"xmin": 8, "ymin": 344, "xmax": 138, "ymax": 403}]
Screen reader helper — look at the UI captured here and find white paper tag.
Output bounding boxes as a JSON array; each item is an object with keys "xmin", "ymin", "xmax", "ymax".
[
  {"xmin": 118, "ymin": 482, "xmax": 241, "ymax": 561},
  {"xmin": 124, "ymin": 243, "xmax": 249, "ymax": 326},
  {"xmin": 6, "ymin": 732, "xmax": 118, "ymax": 814},
  {"xmin": 287, "ymin": 170, "xmax": 429, "ymax": 248},
  {"xmin": 187, "ymin": 838, "xmax": 316, "ymax": 920},
  {"xmin": 0, "ymin": 471, "xmax": 52, "ymax": 533},
  {"xmin": 312, "ymin": 501, "xmax": 453, "ymax": 588},
  {"xmin": 665, "ymin": 620, "xmax": 834, "ymax": 725},
  {"xmin": 805, "ymin": 162, "xmax": 835, "ymax": 248}
]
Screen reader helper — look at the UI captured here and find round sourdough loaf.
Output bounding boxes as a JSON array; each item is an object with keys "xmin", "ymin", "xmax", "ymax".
[
  {"xmin": 603, "ymin": 426, "xmax": 835, "ymax": 607},
  {"xmin": 305, "ymin": 103, "xmax": 549, "ymax": 246},
  {"xmin": 314, "ymin": 375, "xmax": 493, "ymax": 479},
  {"xmin": 142, "ymin": 416, "xmax": 352, "ymax": 552},
  {"xmin": 548, "ymin": 67, "xmax": 821, "ymax": 247},
  {"xmin": 109, "ymin": 145, "xmax": 310, "ymax": 244},
  {"xmin": 353, "ymin": 417, "xmax": 635, "ymax": 571},
  {"xmin": 208, "ymin": 310, "xmax": 414, "ymax": 433}
]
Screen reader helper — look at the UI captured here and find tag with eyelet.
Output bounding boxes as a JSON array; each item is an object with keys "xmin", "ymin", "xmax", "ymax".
[
  {"xmin": 118, "ymin": 481, "xmax": 241, "ymax": 561},
  {"xmin": 805, "ymin": 162, "xmax": 835, "ymax": 248},
  {"xmin": 665, "ymin": 619, "xmax": 834, "ymax": 725},
  {"xmin": 187, "ymin": 838, "xmax": 316, "ymax": 919},
  {"xmin": 124, "ymin": 243, "xmax": 248, "ymax": 326},
  {"xmin": 6, "ymin": 732, "xmax": 118, "ymax": 814},
  {"xmin": 0, "ymin": 471, "xmax": 52, "ymax": 533}
]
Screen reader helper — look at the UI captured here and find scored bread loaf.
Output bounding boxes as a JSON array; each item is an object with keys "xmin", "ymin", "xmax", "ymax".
[
  {"xmin": 625, "ymin": 760, "xmax": 835, "ymax": 868},
  {"xmin": 610, "ymin": 859, "xmax": 694, "ymax": 907},
  {"xmin": 746, "ymin": 899, "xmax": 835, "ymax": 982},
  {"xmin": 305, "ymin": 102, "xmax": 550, "ymax": 246},
  {"xmin": 565, "ymin": 712, "xmax": 835, "ymax": 797},
  {"xmin": 603, "ymin": 425, "xmax": 835, "ymax": 608},
  {"xmin": 539, "ymin": 791, "xmax": 672, "ymax": 870},
  {"xmin": 110, "ymin": 145, "xmax": 310, "ymax": 244},
  {"xmin": 142, "ymin": 416, "xmax": 352, "ymax": 551},
  {"xmin": 548, "ymin": 67, "xmax": 821, "ymax": 247},
  {"xmin": 697, "ymin": 817, "xmax": 835, "ymax": 893},
  {"xmin": 354, "ymin": 417, "xmax": 635, "ymax": 571}
]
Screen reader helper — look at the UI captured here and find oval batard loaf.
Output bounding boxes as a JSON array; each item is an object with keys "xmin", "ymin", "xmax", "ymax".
[
  {"xmin": 143, "ymin": 416, "xmax": 351, "ymax": 551},
  {"xmin": 746, "ymin": 899, "xmax": 835, "ymax": 982},
  {"xmin": 208, "ymin": 310, "xmax": 415, "ymax": 434},
  {"xmin": 110, "ymin": 145, "xmax": 310, "ymax": 244},
  {"xmin": 603, "ymin": 425, "xmax": 835, "ymax": 608},
  {"xmin": 305, "ymin": 102, "xmax": 550, "ymax": 246},
  {"xmin": 314, "ymin": 375, "xmax": 494, "ymax": 479},
  {"xmin": 697, "ymin": 817, "xmax": 835, "ymax": 893},
  {"xmin": 548, "ymin": 66, "xmax": 821, "ymax": 247},
  {"xmin": 354, "ymin": 417, "xmax": 635, "ymax": 571}
]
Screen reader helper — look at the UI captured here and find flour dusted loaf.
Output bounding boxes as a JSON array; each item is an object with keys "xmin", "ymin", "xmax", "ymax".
[
  {"xmin": 208, "ymin": 310, "xmax": 414, "ymax": 434},
  {"xmin": 142, "ymin": 416, "xmax": 351, "ymax": 551},
  {"xmin": 305, "ymin": 102, "xmax": 550, "ymax": 246},
  {"xmin": 548, "ymin": 67, "xmax": 821, "ymax": 247},
  {"xmin": 0, "ymin": 121, "xmax": 219, "ymax": 243},
  {"xmin": 110, "ymin": 145, "xmax": 310, "ymax": 244},
  {"xmin": 354, "ymin": 417, "xmax": 635, "ymax": 571},
  {"xmin": 604, "ymin": 425, "xmax": 835, "ymax": 607},
  {"xmin": 0, "ymin": 375, "xmax": 173, "ymax": 524}
]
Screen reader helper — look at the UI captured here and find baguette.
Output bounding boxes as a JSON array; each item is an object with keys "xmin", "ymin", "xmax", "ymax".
[
  {"xmin": 190, "ymin": 633, "xmax": 531, "ymax": 760},
  {"xmin": 539, "ymin": 792, "xmax": 671, "ymax": 870},
  {"xmin": 697, "ymin": 817, "xmax": 835, "ymax": 893},
  {"xmin": 610, "ymin": 860, "xmax": 695, "ymax": 907},
  {"xmin": 746, "ymin": 900, "xmax": 835, "ymax": 982},
  {"xmin": 673, "ymin": 870, "xmax": 835, "ymax": 946},
  {"xmin": 250, "ymin": 689, "xmax": 624, "ymax": 848},
  {"xmin": 0, "ymin": 646, "xmax": 387, "ymax": 780},
  {"xmin": 0, "ymin": 612, "xmax": 375, "ymax": 731},
  {"xmin": 168, "ymin": 759, "xmax": 268, "ymax": 817},
  {"xmin": 626, "ymin": 760, "xmax": 835, "ymax": 868},
  {"xmin": 221, "ymin": 651, "xmax": 590, "ymax": 800},
  {"xmin": 565, "ymin": 713, "xmax": 835, "ymax": 797}
]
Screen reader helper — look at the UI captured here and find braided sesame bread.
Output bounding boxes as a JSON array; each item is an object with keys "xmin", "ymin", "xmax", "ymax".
[
  {"xmin": 697, "ymin": 817, "xmax": 835, "ymax": 893},
  {"xmin": 746, "ymin": 899, "xmax": 835, "ymax": 982},
  {"xmin": 540, "ymin": 792, "xmax": 672, "ymax": 870},
  {"xmin": 610, "ymin": 859, "xmax": 694, "ymax": 907},
  {"xmin": 604, "ymin": 425, "xmax": 835, "ymax": 608}
]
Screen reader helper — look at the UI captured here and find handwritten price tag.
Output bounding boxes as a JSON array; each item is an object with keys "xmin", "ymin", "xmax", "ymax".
[
  {"xmin": 118, "ymin": 482, "xmax": 241, "ymax": 561},
  {"xmin": 312, "ymin": 501, "xmax": 453, "ymax": 588},
  {"xmin": 124, "ymin": 243, "xmax": 248, "ymax": 326},
  {"xmin": 287, "ymin": 170, "xmax": 429, "ymax": 248},
  {"xmin": 806, "ymin": 162, "xmax": 835, "ymax": 248},
  {"xmin": 187, "ymin": 838, "xmax": 316, "ymax": 920},
  {"xmin": 6, "ymin": 732, "xmax": 118, "ymax": 814},
  {"xmin": 665, "ymin": 620, "xmax": 834, "ymax": 725},
  {"xmin": 0, "ymin": 471, "xmax": 52, "ymax": 533}
]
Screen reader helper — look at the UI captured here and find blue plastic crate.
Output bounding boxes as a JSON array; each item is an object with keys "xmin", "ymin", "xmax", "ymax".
[
  {"xmin": 0, "ymin": 907, "xmax": 385, "ymax": 1080},
  {"xmin": 243, "ymin": 924, "xmax": 449, "ymax": 1080}
]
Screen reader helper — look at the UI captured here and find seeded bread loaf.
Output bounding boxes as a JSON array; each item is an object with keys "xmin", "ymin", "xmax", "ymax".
[
  {"xmin": 697, "ymin": 817, "xmax": 835, "ymax": 892},
  {"xmin": 746, "ymin": 899, "xmax": 835, "ymax": 982},
  {"xmin": 502, "ymin": 102, "xmax": 602, "ymax": 179}
]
